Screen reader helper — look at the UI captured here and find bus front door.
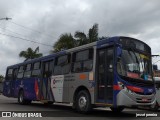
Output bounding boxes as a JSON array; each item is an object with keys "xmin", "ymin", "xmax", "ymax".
[{"xmin": 97, "ymin": 47, "xmax": 114, "ymax": 104}]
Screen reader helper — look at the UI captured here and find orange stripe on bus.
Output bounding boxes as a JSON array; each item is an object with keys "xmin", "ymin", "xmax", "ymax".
[
  {"xmin": 113, "ymin": 85, "xmax": 121, "ymax": 90},
  {"xmin": 79, "ymin": 74, "xmax": 87, "ymax": 80}
]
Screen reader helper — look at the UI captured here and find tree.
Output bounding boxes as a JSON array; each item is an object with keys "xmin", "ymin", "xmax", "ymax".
[
  {"xmin": 53, "ymin": 33, "xmax": 76, "ymax": 52},
  {"xmin": 0, "ymin": 75, "xmax": 4, "ymax": 83},
  {"xmin": 52, "ymin": 23, "xmax": 99, "ymax": 52},
  {"xmin": 99, "ymin": 36, "xmax": 109, "ymax": 40},
  {"xmin": 74, "ymin": 23, "xmax": 98, "ymax": 46},
  {"xmin": 19, "ymin": 46, "xmax": 43, "ymax": 61}
]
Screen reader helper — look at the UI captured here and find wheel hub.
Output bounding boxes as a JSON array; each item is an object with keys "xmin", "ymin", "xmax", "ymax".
[
  {"xmin": 79, "ymin": 96, "xmax": 87, "ymax": 109},
  {"xmin": 20, "ymin": 93, "xmax": 23, "ymax": 102}
]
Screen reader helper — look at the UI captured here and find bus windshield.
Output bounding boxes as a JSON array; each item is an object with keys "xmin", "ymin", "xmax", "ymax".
[{"xmin": 117, "ymin": 49, "xmax": 152, "ymax": 81}]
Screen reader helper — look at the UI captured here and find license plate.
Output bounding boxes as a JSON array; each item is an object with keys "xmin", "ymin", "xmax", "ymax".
[{"xmin": 142, "ymin": 98, "xmax": 148, "ymax": 102}]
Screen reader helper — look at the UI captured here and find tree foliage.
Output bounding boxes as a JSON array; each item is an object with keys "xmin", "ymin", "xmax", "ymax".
[
  {"xmin": 74, "ymin": 23, "xmax": 98, "ymax": 46},
  {"xmin": 53, "ymin": 33, "xmax": 76, "ymax": 52},
  {"xmin": 19, "ymin": 46, "xmax": 43, "ymax": 61},
  {"xmin": 52, "ymin": 23, "xmax": 99, "ymax": 52},
  {"xmin": 0, "ymin": 75, "xmax": 4, "ymax": 83}
]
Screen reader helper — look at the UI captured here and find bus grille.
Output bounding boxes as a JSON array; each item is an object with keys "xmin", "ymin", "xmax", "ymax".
[{"xmin": 136, "ymin": 98, "xmax": 152, "ymax": 103}]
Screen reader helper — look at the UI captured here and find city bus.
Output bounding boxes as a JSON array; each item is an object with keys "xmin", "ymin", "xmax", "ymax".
[{"xmin": 3, "ymin": 36, "xmax": 156, "ymax": 113}]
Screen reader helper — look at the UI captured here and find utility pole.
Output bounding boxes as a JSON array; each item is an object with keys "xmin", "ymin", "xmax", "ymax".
[{"xmin": 0, "ymin": 17, "xmax": 12, "ymax": 21}]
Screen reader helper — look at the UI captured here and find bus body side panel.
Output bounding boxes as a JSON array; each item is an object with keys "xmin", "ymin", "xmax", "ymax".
[
  {"xmin": 3, "ymin": 80, "xmax": 11, "ymax": 97},
  {"xmin": 63, "ymin": 74, "xmax": 70, "ymax": 102},
  {"xmin": 50, "ymin": 74, "xmax": 71, "ymax": 103},
  {"xmin": 14, "ymin": 78, "xmax": 38, "ymax": 101},
  {"xmin": 51, "ymin": 75, "xmax": 65, "ymax": 102},
  {"xmin": 40, "ymin": 77, "xmax": 54, "ymax": 101},
  {"xmin": 67, "ymin": 72, "xmax": 95, "ymax": 103},
  {"xmin": 50, "ymin": 72, "xmax": 95, "ymax": 103}
]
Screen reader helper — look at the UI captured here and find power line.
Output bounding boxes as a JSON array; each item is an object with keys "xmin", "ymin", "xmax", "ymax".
[
  {"xmin": 0, "ymin": 26, "xmax": 30, "ymax": 38},
  {"xmin": 0, "ymin": 32, "xmax": 52, "ymax": 47},
  {"xmin": 7, "ymin": 21, "xmax": 56, "ymax": 39}
]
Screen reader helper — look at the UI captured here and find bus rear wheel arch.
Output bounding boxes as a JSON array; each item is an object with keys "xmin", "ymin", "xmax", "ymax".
[
  {"xmin": 75, "ymin": 89, "xmax": 92, "ymax": 113},
  {"xmin": 18, "ymin": 89, "xmax": 31, "ymax": 105}
]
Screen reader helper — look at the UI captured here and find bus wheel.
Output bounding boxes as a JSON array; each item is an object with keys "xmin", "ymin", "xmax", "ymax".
[
  {"xmin": 18, "ymin": 90, "xmax": 26, "ymax": 105},
  {"xmin": 110, "ymin": 106, "xmax": 124, "ymax": 112},
  {"xmin": 26, "ymin": 100, "xmax": 32, "ymax": 104},
  {"xmin": 44, "ymin": 101, "xmax": 54, "ymax": 105},
  {"xmin": 152, "ymin": 102, "xmax": 159, "ymax": 111},
  {"xmin": 75, "ymin": 90, "xmax": 92, "ymax": 113}
]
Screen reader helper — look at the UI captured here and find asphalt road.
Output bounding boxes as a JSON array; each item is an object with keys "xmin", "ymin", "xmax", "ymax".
[{"xmin": 0, "ymin": 94, "xmax": 159, "ymax": 120}]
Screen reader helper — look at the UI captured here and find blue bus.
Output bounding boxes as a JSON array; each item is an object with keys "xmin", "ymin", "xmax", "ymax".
[{"xmin": 3, "ymin": 36, "xmax": 156, "ymax": 113}]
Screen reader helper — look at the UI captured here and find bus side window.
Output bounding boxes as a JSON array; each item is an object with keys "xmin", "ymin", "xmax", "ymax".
[
  {"xmin": 83, "ymin": 49, "xmax": 93, "ymax": 71},
  {"xmin": 6, "ymin": 69, "xmax": 13, "ymax": 80},
  {"xmin": 43, "ymin": 60, "xmax": 54, "ymax": 78},
  {"xmin": 24, "ymin": 64, "xmax": 32, "ymax": 78},
  {"xmin": 13, "ymin": 68, "xmax": 18, "ymax": 80},
  {"xmin": 17, "ymin": 66, "xmax": 24, "ymax": 79},
  {"xmin": 32, "ymin": 62, "xmax": 41, "ymax": 77},
  {"xmin": 72, "ymin": 48, "xmax": 93, "ymax": 72},
  {"xmin": 54, "ymin": 55, "xmax": 70, "ymax": 75}
]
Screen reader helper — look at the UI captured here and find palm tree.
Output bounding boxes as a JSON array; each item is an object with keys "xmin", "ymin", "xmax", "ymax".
[
  {"xmin": 52, "ymin": 24, "xmax": 99, "ymax": 52},
  {"xmin": 74, "ymin": 31, "xmax": 87, "ymax": 45},
  {"xmin": 53, "ymin": 33, "xmax": 76, "ymax": 52},
  {"xmin": 19, "ymin": 46, "xmax": 43, "ymax": 61},
  {"xmin": 74, "ymin": 23, "xmax": 98, "ymax": 46}
]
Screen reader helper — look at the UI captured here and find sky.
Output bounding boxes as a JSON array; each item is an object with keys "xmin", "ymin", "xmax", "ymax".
[{"xmin": 0, "ymin": 0, "xmax": 160, "ymax": 75}]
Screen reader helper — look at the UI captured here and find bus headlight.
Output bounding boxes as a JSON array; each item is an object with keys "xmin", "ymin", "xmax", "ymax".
[
  {"xmin": 127, "ymin": 88, "xmax": 133, "ymax": 94},
  {"xmin": 118, "ymin": 82, "xmax": 125, "ymax": 89},
  {"xmin": 118, "ymin": 82, "xmax": 133, "ymax": 94}
]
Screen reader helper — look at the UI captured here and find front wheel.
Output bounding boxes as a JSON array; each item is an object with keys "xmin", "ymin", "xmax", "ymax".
[
  {"xmin": 75, "ymin": 90, "xmax": 92, "ymax": 113},
  {"xmin": 151, "ymin": 101, "xmax": 159, "ymax": 111},
  {"xmin": 44, "ymin": 101, "xmax": 54, "ymax": 105}
]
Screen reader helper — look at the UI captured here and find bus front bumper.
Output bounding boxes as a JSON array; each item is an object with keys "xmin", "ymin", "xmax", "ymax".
[{"xmin": 117, "ymin": 90, "xmax": 156, "ymax": 107}]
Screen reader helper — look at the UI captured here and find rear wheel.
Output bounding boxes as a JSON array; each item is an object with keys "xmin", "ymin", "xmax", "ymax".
[
  {"xmin": 18, "ymin": 90, "xmax": 31, "ymax": 105},
  {"xmin": 75, "ymin": 90, "xmax": 92, "ymax": 113}
]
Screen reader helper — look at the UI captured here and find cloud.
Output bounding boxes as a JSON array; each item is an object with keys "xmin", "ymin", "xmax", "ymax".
[{"xmin": 0, "ymin": 0, "xmax": 160, "ymax": 75}]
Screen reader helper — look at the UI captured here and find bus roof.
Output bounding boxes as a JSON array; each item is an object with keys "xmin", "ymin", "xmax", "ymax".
[{"xmin": 7, "ymin": 36, "xmax": 148, "ymax": 69}]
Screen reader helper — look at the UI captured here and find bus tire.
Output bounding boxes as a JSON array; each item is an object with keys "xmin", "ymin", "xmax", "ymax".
[
  {"xmin": 110, "ymin": 106, "xmax": 124, "ymax": 112},
  {"xmin": 75, "ymin": 90, "xmax": 92, "ymax": 113},
  {"xmin": 26, "ymin": 100, "xmax": 32, "ymax": 104},
  {"xmin": 152, "ymin": 101, "xmax": 159, "ymax": 111},
  {"xmin": 18, "ymin": 90, "xmax": 27, "ymax": 105},
  {"xmin": 44, "ymin": 101, "xmax": 54, "ymax": 105}
]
